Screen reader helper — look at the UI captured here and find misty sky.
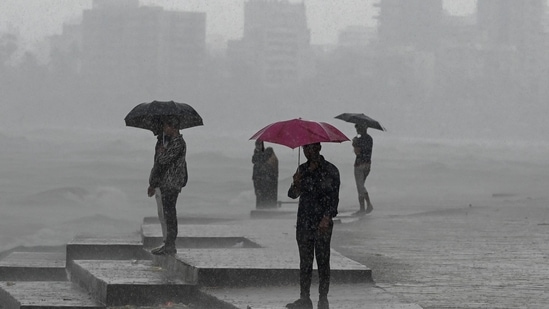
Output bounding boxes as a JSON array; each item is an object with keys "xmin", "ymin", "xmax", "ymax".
[{"xmin": 2, "ymin": 0, "xmax": 477, "ymax": 49}]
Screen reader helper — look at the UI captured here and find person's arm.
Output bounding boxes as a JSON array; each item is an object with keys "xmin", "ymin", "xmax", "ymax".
[
  {"xmin": 149, "ymin": 164, "xmax": 161, "ymax": 188},
  {"xmin": 319, "ymin": 165, "xmax": 340, "ymax": 231},
  {"xmin": 288, "ymin": 166, "xmax": 303, "ymax": 199},
  {"xmin": 148, "ymin": 139, "xmax": 163, "ymax": 196},
  {"xmin": 365, "ymin": 135, "xmax": 373, "ymax": 161},
  {"xmin": 324, "ymin": 164, "xmax": 340, "ymax": 218}
]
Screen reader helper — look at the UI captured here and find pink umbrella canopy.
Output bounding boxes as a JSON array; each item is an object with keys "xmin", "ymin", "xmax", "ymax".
[{"xmin": 249, "ymin": 118, "xmax": 349, "ymax": 149}]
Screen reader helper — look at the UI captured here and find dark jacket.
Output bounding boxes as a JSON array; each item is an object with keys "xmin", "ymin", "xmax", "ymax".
[
  {"xmin": 352, "ymin": 133, "xmax": 373, "ymax": 165},
  {"xmin": 288, "ymin": 155, "xmax": 340, "ymax": 231},
  {"xmin": 149, "ymin": 134, "xmax": 188, "ymax": 192}
]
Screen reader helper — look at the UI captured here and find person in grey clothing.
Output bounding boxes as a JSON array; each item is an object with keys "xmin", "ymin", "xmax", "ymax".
[
  {"xmin": 147, "ymin": 117, "xmax": 188, "ymax": 255},
  {"xmin": 352, "ymin": 124, "xmax": 373, "ymax": 214}
]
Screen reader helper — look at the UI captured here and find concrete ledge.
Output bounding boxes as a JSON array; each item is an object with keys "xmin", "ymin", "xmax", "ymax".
[
  {"xmin": 0, "ymin": 252, "xmax": 67, "ymax": 281},
  {"xmin": 172, "ymin": 248, "xmax": 371, "ymax": 287},
  {"xmin": 66, "ymin": 235, "xmax": 149, "ymax": 262},
  {"xmin": 250, "ymin": 209, "xmax": 296, "ymax": 219},
  {"xmin": 69, "ymin": 260, "xmax": 196, "ymax": 306},
  {"xmin": 0, "ymin": 281, "xmax": 103, "ymax": 309},
  {"xmin": 143, "ymin": 236, "xmax": 262, "ymax": 249},
  {"xmin": 141, "ymin": 224, "xmax": 261, "ymax": 249},
  {"xmin": 152, "ymin": 255, "xmax": 198, "ymax": 284},
  {"xmin": 143, "ymin": 216, "xmax": 236, "ymax": 225}
]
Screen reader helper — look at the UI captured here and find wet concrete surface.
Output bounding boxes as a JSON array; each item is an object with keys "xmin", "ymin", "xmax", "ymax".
[
  {"xmin": 332, "ymin": 198, "xmax": 549, "ymax": 309},
  {"xmin": 2, "ymin": 196, "xmax": 547, "ymax": 308}
]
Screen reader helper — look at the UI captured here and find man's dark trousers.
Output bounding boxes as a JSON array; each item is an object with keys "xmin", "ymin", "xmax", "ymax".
[
  {"xmin": 296, "ymin": 224, "xmax": 333, "ymax": 298},
  {"xmin": 161, "ymin": 188, "xmax": 180, "ymax": 247}
]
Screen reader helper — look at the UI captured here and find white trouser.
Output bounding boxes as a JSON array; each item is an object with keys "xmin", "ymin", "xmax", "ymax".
[{"xmin": 154, "ymin": 188, "xmax": 167, "ymax": 241}]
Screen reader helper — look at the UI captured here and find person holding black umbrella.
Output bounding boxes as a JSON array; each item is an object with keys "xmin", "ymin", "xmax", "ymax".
[
  {"xmin": 353, "ymin": 124, "xmax": 374, "ymax": 214},
  {"xmin": 147, "ymin": 116, "xmax": 188, "ymax": 255},
  {"xmin": 335, "ymin": 113, "xmax": 384, "ymax": 215}
]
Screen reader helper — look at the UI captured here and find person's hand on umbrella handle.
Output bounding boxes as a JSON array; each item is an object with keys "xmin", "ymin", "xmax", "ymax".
[{"xmin": 147, "ymin": 186, "xmax": 156, "ymax": 197}]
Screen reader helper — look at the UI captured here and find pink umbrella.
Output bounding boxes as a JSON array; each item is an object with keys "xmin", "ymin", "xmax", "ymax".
[{"xmin": 250, "ymin": 118, "xmax": 349, "ymax": 162}]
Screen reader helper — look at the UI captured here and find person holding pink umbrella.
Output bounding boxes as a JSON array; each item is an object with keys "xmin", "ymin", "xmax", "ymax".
[
  {"xmin": 250, "ymin": 118, "xmax": 346, "ymax": 309},
  {"xmin": 286, "ymin": 142, "xmax": 340, "ymax": 309}
]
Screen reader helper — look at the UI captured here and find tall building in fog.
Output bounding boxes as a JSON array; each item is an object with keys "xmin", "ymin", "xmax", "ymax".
[
  {"xmin": 375, "ymin": 0, "xmax": 443, "ymax": 51},
  {"xmin": 80, "ymin": 0, "xmax": 206, "ymax": 94},
  {"xmin": 475, "ymin": 0, "xmax": 547, "ymax": 103},
  {"xmin": 477, "ymin": 0, "xmax": 546, "ymax": 48},
  {"xmin": 227, "ymin": 0, "xmax": 312, "ymax": 87},
  {"xmin": 338, "ymin": 26, "xmax": 376, "ymax": 50}
]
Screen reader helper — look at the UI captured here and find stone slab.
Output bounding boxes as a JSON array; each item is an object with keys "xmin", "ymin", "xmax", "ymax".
[
  {"xmin": 141, "ymin": 224, "xmax": 261, "ymax": 248},
  {"xmin": 143, "ymin": 216, "xmax": 236, "ymax": 225},
  {"xmin": 0, "ymin": 281, "xmax": 103, "ymax": 309},
  {"xmin": 69, "ymin": 259, "xmax": 196, "ymax": 306},
  {"xmin": 66, "ymin": 235, "xmax": 149, "ymax": 262},
  {"xmin": 0, "ymin": 252, "xmax": 67, "ymax": 281},
  {"xmin": 249, "ymin": 209, "xmax": 296, "ymax": 219},
  {"xmin": 171, "ymin": 248, "xmax": 371, "ymax": 287}
]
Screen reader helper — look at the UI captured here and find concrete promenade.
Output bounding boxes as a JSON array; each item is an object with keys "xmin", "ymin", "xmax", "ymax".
[
  {"xmin": 0, "ymin": 207, "xmax": 422, "ymax": 309},
  {"xmin": 331, "ymin": 199, "xmax": 549, "ymax": 309},
  {"xmin": 144, "ymin": 213, "xmax": 422, "ymax": 308}
]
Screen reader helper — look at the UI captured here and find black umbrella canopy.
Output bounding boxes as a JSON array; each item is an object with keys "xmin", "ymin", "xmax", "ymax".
[
  {"xmin": 335, "ymin": 113, "xmax": 386, "ymax": 131},
  {"xmin": 124, "ymin": 100, "xmax": 203, "ymax": 133}
]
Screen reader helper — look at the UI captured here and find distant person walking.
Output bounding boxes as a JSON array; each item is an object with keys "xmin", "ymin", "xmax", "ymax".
[
  {"xmin": 147, "ymin": 117, "xmax": 188, "ymax": 255},
  {"xmin": 286, "ymin": 143, "xmax": 340, "ymax": 309},
  {"xmin": 252, "ymin": 140, "xmax": 278, "ymax": 208},
  {"xmin": 353, "ymin": 124, "xmax": 373, "ymax": 214}
]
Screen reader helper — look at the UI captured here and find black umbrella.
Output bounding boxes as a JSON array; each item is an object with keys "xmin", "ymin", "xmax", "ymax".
[
  {"xmin": 124, "ymin": 100, "xmax": 203, "ymax": 133},
  {"xmin": 335, "ymin": 113, "xmax": 386, "ymax": 131}
]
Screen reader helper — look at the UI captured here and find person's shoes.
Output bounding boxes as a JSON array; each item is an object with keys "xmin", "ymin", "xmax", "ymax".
[
  {"xmin": 285, "ymin": 297, "xmax": 313, "ymax": 309},
  {"xmin": 151, "ymin": 245, "xmax": 177, "ymax": 256},
  {"xmin": 317, "ymin": 296, "xmax": 329, "ymax": 309},
  {"xmin": 365, "ymin": 204, "xmax": 373, "ymax": 214},
  {"xmin": 150, "ymin": 245, "xmax": 164, "ymax": 254}
]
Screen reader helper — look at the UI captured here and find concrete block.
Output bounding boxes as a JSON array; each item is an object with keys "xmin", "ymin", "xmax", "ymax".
[
  {"xmin": 250, "ymin": 209, "xmax": 296, "ymax": 219},
  {"xmin": 69, "ymin": 259, "xmax": 196, "ymax": 306},
  {"xmin": 170, "ymin": 248, "xmax": 371, "ymax": 287},
  {"xmin": 66, "ymin": 235, "xmax": 149, "ymax": 263},
  {"xmin": 0, "ymin": 281, "xmax": 103, "ymax": 309},
  {"xmin": 141, "ymin": 224, "xmax": 261, "ymax": 249},
  {"xmin": 0, "ymin": 252, "xmax": 67, "ymax": 281}
]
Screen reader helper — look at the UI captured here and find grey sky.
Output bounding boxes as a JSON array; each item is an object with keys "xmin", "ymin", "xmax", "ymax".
[{"xmin": 2, "ymin": 0, "xmax": 477, "ymax": 49}]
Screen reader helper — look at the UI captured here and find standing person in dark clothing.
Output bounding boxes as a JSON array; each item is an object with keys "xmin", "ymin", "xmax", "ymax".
[
  {"xmin": 252, "ymin": 140, "xmax": 279, "ymax": 208},
  {"xmin": 352, "ymin": 124, "xmax": 373, "ymax": 215},
  {"xmin": 286, "ymin": 143, "xmax": 340, "ymax": 309},
  {"xmin": 151, "ymin": 131, "xmax": 168, "ymax": 245},
  {"xmin": 147, "ymin": 117, "xmax": 188, "ymax": 255}
]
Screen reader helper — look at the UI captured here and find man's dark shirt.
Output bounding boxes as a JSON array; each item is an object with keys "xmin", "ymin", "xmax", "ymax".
[
  {"xmin": 352, "ymin": 133, "xmax": 373, "ymax": 165},
  {"xmin": 288, "ymin": 155, "xmax": 340, "ymax": 231}
]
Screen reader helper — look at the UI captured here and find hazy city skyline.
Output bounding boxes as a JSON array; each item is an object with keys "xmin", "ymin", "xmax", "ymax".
[
  {"xmin": 2, "ymin": 0, "xmax": 478, "ymax": 51},
  {"xmin": 2, "ymin": 0, "xmax": 549, "ymax": 143}
]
